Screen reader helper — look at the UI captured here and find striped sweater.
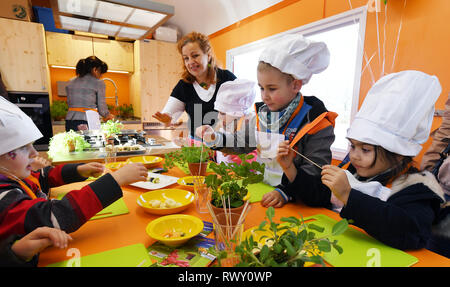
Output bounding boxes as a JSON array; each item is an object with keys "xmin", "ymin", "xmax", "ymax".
[{"xmin": 0, "ymin": 164, "xmax": 122, "ymax": 240}]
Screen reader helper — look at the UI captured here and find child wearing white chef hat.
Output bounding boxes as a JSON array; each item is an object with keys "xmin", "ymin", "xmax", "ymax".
[
  {"xmin": 0, "ymin": 97, "xmax": 148, "ymax": 254},
  {"xmin": 302, "ymin": 70, "xmax": 445, "ymax": 250},
  {"xmin": 196, "ymin": 78, "xmax": 258, "ymax": 164},
  {"xmin": 198, "ymin": 34, "xmax": 337, "ymax": 208}
]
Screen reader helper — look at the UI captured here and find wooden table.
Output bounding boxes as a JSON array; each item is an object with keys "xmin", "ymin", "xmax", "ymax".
[{"xmin": 37, "ymin": 167, "xmax": 450, "ymax": 267}]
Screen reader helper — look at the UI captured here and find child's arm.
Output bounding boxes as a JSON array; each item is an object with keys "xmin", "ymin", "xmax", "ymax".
[
  {"xmin": 0, "ymin": 227, "xmax": 71, "ymax": 267},
  {"xmin": 276, "ymin": 125, "xmax": 335, "ymax": 206},
  {"xmin": 0, "ymin": 163, "xmax": 147, "ymax": 238},
  {"xmin": 200, "ymin": 116, "xmax": 258, "ymax": 154}
]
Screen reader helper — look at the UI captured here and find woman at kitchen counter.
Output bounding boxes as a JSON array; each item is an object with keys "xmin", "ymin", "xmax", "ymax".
[
  {"xmin": 152, "ymin": 31, "xmax": 236, "ymax": 139},
  {"xmin": 65, "ymin": 56, "xmax": 114, "ymax": 132}
]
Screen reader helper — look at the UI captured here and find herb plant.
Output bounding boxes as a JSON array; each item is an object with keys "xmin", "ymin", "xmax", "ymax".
[
  {"xmin": 205, "ymin": 154, "xmax": 265, "ymax": 208},
  {"xmin": 164, "ymin": 144, "xmax": 214, "ymax": 170},
  {"xmin": 50, "ymin": 100, "xmax": 68, "ymax": 121},
  {"xmin": 228, "ymin": 206, "xmax": 348, "ymax": 267}
]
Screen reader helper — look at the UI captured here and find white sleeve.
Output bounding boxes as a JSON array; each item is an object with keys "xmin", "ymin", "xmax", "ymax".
[{"xmin": 161, "ymin": 96, "xmax": 186, "ymax": 123}]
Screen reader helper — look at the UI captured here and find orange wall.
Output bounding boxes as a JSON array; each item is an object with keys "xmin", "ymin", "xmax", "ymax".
[
  {"xmin": 50, "ymin": 67, "xmax": 131, "ymax": 108},
  {"xmin": 209, "ymin": 0, "xmax": 450, "ymax": 164}
]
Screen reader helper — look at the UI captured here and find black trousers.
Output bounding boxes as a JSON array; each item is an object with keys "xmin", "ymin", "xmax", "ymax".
[{"xmin": 65, "ymin": 120, "xmax": 88, "ymax": 132}]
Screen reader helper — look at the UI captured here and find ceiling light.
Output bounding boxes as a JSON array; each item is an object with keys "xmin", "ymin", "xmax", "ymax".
[{"xmin": 52, "ymin": 0, "xmax": 174, "ymax": 40}]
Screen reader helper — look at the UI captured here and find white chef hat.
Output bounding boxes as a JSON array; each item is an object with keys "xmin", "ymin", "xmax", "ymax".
[
  {"xmin": 0, "ymin": 97, "xmax": 43, "ymax": 155},
  {"xmin": 214, "ymin": 79, "xmax": 257, "ymax": 117},
  {"xmin": 347, "ymin": 70, "xmax": 442, "ymax": 157},
  {"xmin": 259, "ymin": 33, "xmax": 330, "ymax": 84}
]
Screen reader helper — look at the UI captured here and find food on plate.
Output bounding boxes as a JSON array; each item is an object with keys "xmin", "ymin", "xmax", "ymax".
[
  {"xmin": 148, "ymin": 177, "xmax": 160, "ymax": 184},
  {"xmin": 162, "ymin": 230, "xmax": 186, "ymax": 239},
  {"xmin": 148, "ymin": 198, "xmax": 182, "ymax": 209}
]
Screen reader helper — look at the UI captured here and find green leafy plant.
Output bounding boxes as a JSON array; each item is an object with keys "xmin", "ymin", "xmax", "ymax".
[
  {"xmin": 205, "ymin": 154, "xmax": 265, "ymax": 208},
  {"xmin": 50, "ymin": 100, "xmax": 68, "ymax": 121},
  {"xmin": 101, "ymin": 120, "xmax": 123, "ymax": 138},
  {"xmin": 48, "ymin": 130, "xmax": 90, "ymax": 158},
  {"xmin": 116, "ymin": 104, "xmax": 134, "ymax": 119},
  {"xmin": 228, "ymin": 207, "xmax": 348, "ymax": 267},
  {"xmin": 164, "ymin": 144, "xmax": 214, "ymax": 170}
]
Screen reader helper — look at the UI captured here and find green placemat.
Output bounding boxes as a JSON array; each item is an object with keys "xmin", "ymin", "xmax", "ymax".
[
  {"xmin": 57, "ymin": 193, "xmax": 129, "ymax": 220},
  {"xmin": 247, "ymin": 182, "xmax": 275, "ymax": 203},
  {"xmin": 46, "ymin": 243, "xmax": 151, "ymax": 267},
  {"xmin": 303, "ymin": 214, "xmax": 419, "ymax": 267}
]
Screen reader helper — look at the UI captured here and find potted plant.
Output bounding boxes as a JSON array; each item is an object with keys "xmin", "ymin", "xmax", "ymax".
[
  {"xmin": 218, "ymin": 206, "xmax": 348, "ymax": 267},
  {"xmin": 50, "ymin": 100, "xmax": 68, "ymax": 122},
  {"xmin": 205, "ymin": 154, "xmax": 265, "ymax": 216},
  {"xmin": 48, "ymin": 130, "xmax": 90, "ymax": 159},
  {"xmin": 164, "ymin": 144, "xmax": 214, "ymax": 176}
]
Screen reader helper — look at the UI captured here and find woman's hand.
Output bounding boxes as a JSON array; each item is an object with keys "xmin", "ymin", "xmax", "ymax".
[
  {"xmin": 11, "ymin": 227, "xmax": 73, "ymax": 261},
  {"xmin": 77, "ymin": 162, "xmax": 105, "ymax": 178},
  {"xmin": 321, "ymin": 165, "xmax": 351, "ymax": 205},
  {"xmin": 152, "ymin": 112, "xmax": 172, "ymax": 127},
  {"xmin": 261, "ymin": 190, "xmax": 286, "ymax": 208},
  {"xmin": 104, "ymin": 114, "xmax": 115, "ymax": 121},
  {"xmin": 195, "ymin": 125, "xmax": 216, "ymax": 143},
  {"xmin": 111, "ymin": 163, "xmax": 148, "ymax": 186}
]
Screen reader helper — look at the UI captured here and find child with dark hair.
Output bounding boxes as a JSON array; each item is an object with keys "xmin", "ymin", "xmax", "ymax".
[{"xmin": 282, "ymin": 70, "xmax": 445, "ymax": 250}]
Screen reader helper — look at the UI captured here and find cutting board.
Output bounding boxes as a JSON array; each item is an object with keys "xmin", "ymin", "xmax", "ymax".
[
  {"xmin": 89, "ymin": 198, "xmax": 129, "ymax": 220},
  {"xmin": 303, "ymin": 214, "xmax": 418, "ymax": 267},
  {"xmin": 246, "ymin": 182, "xmax": 274, "ymax": 203},
  {"xmin": 46, "ymin": 243, "xmax": 151, "ymax": 267},
  {"xmin": 56, "ymin": 193, "xmax": 129, "ymax": 220}
]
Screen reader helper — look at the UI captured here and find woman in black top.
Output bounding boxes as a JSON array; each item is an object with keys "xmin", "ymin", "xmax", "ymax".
[{"xmin": 152, "ymin": 32, "xmax": 236, "ymax": 137}]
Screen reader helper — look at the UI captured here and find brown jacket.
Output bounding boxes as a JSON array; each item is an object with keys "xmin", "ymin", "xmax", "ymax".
[{"xmin": 421, "ymin": 94, "xmax": 450, "ymax": 171}]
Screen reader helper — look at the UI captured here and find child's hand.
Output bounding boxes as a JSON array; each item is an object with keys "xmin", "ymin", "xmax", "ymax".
[
  {"xmin": 111, "ymin": 163, "xmax": 148, "ymax": 186},
  {"xmin": 77, "ymin": 162, "xmax": 105, "ymax": 178},
  {"xmin": 277, "ymin": 140, "xmax": 296, "ymax": 170},
  {"xmin": 261, "ymin": 190, "xmax": 286, "ymax": 208},
  {"xmin": 321, "ymin": 165, "xmax": 351, "ymax": 204},
  {"xmin": 11, "ymin": 227, "xmax": 72, "ymax": 261},
  {"xmin": 30, "ymin": 156, "xmax": 52, "ymax": 170},
  {"xmin": 195, "ymin": 125, "xmax": 216, "ymax": 142}
]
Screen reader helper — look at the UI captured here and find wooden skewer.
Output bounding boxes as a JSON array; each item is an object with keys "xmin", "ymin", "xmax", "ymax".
[{"xmin": 289, "ymin": 147, "xmax": 323, "ymax": 170}]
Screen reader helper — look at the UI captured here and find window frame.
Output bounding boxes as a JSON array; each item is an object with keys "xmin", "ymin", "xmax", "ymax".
[{"xmin": 225, "ymin": 6, "xmax": 368, "ymax": 160}]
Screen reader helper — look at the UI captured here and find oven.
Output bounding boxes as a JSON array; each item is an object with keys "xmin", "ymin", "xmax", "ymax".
[{"xmin": 7, "ymin": 91, "xmax": 53, "ymax": 151}]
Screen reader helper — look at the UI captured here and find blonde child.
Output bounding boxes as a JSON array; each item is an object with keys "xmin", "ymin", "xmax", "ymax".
[
  {"xmin": 196, "ymin": 78, "xmax": 258, "ymax": 164},
  {"xmin": 0, "ymin": 97, "xmax": 148, "ymax": 241},
  {"xmin": 282, "ymin": 70, "xmax": 445, "ymax": 250},
  {"xmin": 197, "ymin": 34, "xmax": 336, "ymax": 207}
]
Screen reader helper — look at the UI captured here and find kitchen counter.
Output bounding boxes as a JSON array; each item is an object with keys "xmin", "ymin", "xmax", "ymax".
[{"xmin": 41, "ymin": 135, "xmax": 180, "ymax": 165}]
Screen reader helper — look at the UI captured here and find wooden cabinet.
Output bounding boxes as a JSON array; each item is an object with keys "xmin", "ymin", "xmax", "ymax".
[
  {"xmin": 131, "ymin": 40, "xmax": 185, "ymax": 122},
  {"xmin": 93, "ymin": 38, "xmax": 133, "ymax": 72},
  {"xmin": 46, "ymin": 32, "xmax": 93, "ymax": 67},
  {"xmin": 45, "ymin": 32, "xmax": 134, "ymax": 72},
  {"xmin": 0, "ymin": 18, "xmax": 51, "ymax": 93}
]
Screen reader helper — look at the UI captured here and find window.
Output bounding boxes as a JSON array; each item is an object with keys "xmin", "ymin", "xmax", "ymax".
[{"xmin": 226, "ymin": 7, "xmax": 367, "ymax": 160}]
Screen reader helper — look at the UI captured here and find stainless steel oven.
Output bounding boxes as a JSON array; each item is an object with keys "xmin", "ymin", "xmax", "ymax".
[{"xmin": 7, "ymin": 91, "xmax": 53, "ymax": 151}]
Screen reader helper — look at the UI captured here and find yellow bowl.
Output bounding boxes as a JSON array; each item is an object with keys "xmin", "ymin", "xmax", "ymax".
[
  {"xmin": 146, "ymin": 214, "xmax": 204, "ymax": 247},
  {"xmin": 126, "ymin": 156, "xmax": 163, "ymax": 168},
  {"xmin": 137, "ymin": 189, "xmax": 194, "ymax": 215},
  {"xmin": 105, "ymin": 161, "xmax": 126, "ymax": 171},
  {"xmin": 177, "ymin": 176, "xmax": 205, "ymax": 191}
]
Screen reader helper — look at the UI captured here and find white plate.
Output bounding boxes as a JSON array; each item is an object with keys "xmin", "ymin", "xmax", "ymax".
[{"xmin": 130, "ymin": 172, "xmax": 179, "ymax": 190}]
